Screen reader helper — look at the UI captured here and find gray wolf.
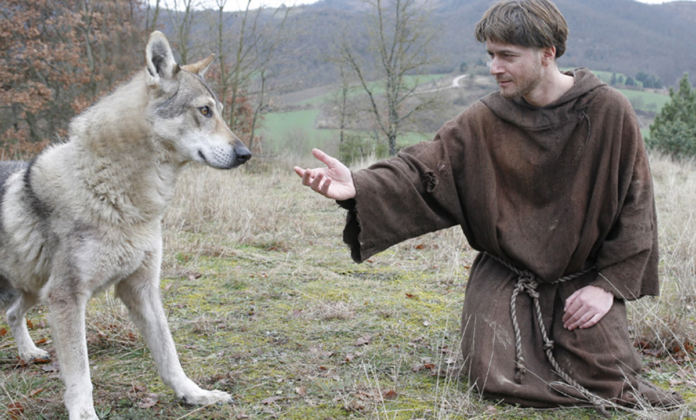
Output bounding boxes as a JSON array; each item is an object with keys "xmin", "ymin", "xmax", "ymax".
[{"xmin": 0, "ymin": 31, "xmax": 250, "ymax": 419}]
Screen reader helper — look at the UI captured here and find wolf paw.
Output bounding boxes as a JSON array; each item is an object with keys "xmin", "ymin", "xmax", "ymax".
[
  {"xmin": 19, "ymin": 347, "xmax": 51, "ymax": 363},
  {"xmin": 181, "ymin": 389, "xmax": 233, "ymax": 405}
]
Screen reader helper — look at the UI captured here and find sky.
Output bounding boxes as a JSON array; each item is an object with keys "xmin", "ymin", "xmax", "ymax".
[
  {"xmin": 244, "ymin": 0, "xmax": 694, "ymax": 7},
  {"xmin": 636, "ymin": 0, "xmax": 696, "ymax": 2}
]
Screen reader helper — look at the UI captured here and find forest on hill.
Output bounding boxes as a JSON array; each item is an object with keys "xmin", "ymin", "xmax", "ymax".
[
  {"xmin": 3, "ymin": 0, "xmax": 694, "ymax": 154},
  {"xmin": 210, "ymin": 0, "xmax": 696, "ymax": 92}
]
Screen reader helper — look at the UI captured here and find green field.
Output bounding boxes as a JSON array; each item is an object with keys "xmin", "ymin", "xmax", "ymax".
[
  {"xmin": 618, "ymin": 88, "xmax": 670, "ymax": 112},
  {"xmin": 259, "ymin": 70, "xmax": 669, "ymax": 155}
]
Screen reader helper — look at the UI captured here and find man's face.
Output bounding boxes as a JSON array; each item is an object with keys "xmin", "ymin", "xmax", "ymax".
[{"xmin": 486, "ymin": 41, "xmax": 544, "ymax": 100}]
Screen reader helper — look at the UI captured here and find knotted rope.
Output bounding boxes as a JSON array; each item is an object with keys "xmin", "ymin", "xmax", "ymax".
[{"xmin": 485, "ymin": 253, "xmax": 613, "ymax": 417}]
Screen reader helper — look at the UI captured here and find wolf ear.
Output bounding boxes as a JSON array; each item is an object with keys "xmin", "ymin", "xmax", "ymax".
[
  {"xmin": 145, "ymin": 31, "xmax": 179, "ymax": 86},
  {"xmin": 182, "ymin": 54, "xmax": 215, "ymax": 78}
]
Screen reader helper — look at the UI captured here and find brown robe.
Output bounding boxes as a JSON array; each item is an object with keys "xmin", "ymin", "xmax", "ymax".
[{"xmin": 339, "ymin": 69, "xmax": 682, "ymax": 409}]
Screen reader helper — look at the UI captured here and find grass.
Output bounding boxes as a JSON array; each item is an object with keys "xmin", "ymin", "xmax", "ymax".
[{"xmin": 1, "ymin": 152, "xmax": 695, "ymax": 419}]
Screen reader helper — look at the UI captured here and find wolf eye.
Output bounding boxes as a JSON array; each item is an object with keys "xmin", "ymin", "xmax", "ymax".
[{"xmin": 199, "ymin": 106, "xmax": 212, "ymax": 117}]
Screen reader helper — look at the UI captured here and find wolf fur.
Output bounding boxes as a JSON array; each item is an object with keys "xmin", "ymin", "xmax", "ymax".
[{"xmin": 0, "ymin": 31, "xmax": 250, "ymax": 419}]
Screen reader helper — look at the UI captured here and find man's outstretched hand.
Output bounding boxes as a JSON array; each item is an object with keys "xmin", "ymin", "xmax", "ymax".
[
  {"xmin": 563, "ymin": 285, "xmax": 614, "ymax": 331},
  {"xmin": 294, "ymin": 149, "xmax": 356, "ymax": 201}
]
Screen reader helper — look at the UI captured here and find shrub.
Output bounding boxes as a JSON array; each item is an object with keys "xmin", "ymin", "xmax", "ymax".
[
  {"xmin": 647, "ymin": 74, "xmax": 696, "ymax": 158},
  {"xmin": 338, "ymin": 133, "xmax": 388, "ymax": 165}
]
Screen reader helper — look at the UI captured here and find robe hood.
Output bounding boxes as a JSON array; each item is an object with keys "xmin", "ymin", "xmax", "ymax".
[{"xmin": 480, "ymin": 68, "xmax": 606, "ymax": 140}]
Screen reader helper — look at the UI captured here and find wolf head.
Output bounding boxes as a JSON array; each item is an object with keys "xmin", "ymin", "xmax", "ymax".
[{"xmin": 145, "ymin": 31, "xmax": 251, "ymax": 169}]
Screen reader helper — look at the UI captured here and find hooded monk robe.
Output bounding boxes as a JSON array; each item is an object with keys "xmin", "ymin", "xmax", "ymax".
[{"xmin": 339, "ymin": 69, "xmax": 682, "ymax": 408}]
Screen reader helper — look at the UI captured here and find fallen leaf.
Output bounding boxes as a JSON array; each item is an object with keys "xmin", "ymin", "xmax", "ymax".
[
  {"xmin": 132, "ymin": 385, "xmax": 146, "ymax": 393},
  {"xmin": 0, "ymin": 327, "xmax": 7, "ymax": 336},
  {"xmin": 138, "ymin": 397, "xmax": 158, "ymax": 409},
  {"xmin": 41, "ymin": 362, "xmax": 60, "ymax": 372},
  {"xmin": 295, "ymin": 387, "xmax": 306, "ymax": 396},
  {"xmin": 344, "ymin": 400, "xmax": 365, "ymax": 412},
  {"xmin": 26, "ymin": 320, "xmax": 34, "ymax": 329},
  {"xmin": 382, "ymin": 389, "xmax": 397, "ymax": 400},
  {"xmin": 35, "ymin": 338, "xmax": 47, "ymax": 345},
  {"xmin": 345, "ymin": 353, "xmax": 355, "ymax": 363},
  {"xmin": 8, "ymin": 402, "xmax": 24, "ymax": 416},
  {"xmin": 28, "ymin": 388, "xmax": 45, "ymax": 398},
  {"xmin": 262, "ymin": 396, "xmax": 282, "ymax": 405},
  {"xmin": 355, "ymin": 335, "xmax": 372, "ymax": 346}
]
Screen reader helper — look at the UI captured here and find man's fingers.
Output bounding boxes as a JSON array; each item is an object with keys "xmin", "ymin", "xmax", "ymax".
[
  {"xmin": 312, "ymin": 148, "xmax": 336, "ymax": 168},
  {"xmin": 293, "ymin": 166, "xmax": 305, "ymax": 178},
  {"xmin": 579, "ymin": 314, "xmax": 602, "ymax": 330},
  {"xmin": 310, "ymin": 171, "xmax": 326, "ymax": 193},
  {"xmin": 564, "ymin": 289, "xmax": 581, "ymax": 311},
  {"xmin": 563, "ymin": 302, "xmax": 587, "ymax": 329},
  {"xmin": 319, "ymin": 177, "xmax": 332, "ymax": 196},
  {"xmin": 301, "ymin": 169, "xmax": 313, "ymax": 186},
  {"xmin": 565, "ymin": 310, "xmax": 593, "ymax": 331},
  {"xmin": 562, "ymin": 299, "xmax": 582, "ymax": 323}
]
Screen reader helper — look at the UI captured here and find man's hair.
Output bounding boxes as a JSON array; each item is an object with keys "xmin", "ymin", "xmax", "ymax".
[{"xmin": 474, "ymin": 0, "xmax": 568, "ymax": 58}]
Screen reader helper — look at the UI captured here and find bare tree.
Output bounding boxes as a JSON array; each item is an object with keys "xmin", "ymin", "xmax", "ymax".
[
  {"xmin": 164, "ymin": 0, "xmax": 198, "ymax": 64},
  {"xmin": 323, "ymin": 58, "xmax": 361, "ymax": 146},
  {"xmin": 146, "ymin": 0, "xmax": 162, "ymax": 33},
  {"xmin": 208, "ymin": 1, "xmax": 290, "ymax": 151},
  {"xmin": 338, "ymin": 0, "xmax": 438, "ymax": 156}
]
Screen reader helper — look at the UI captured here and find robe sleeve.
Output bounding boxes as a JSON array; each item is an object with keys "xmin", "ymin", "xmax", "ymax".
[
  {"xmin": 342, "ymin": 133, "xmax": 464, "ymax": 263},
  {"xmin": 591, "ymin": 104, "xmax": 659, "ymax": 300}
]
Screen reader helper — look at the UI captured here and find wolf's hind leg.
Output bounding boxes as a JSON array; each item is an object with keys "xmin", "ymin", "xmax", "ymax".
[
  {"xmin": 116, "ymin": 262, "xmax": 233, "ymax": 406},
  {"xmin": 7, "ymin": 291, "xmax": 50, "ymax": 362}
]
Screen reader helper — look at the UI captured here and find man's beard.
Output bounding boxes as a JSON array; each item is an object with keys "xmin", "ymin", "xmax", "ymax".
[{"xmin": 498, "ymin": 62, "xmax": 543, "ymax": 100}]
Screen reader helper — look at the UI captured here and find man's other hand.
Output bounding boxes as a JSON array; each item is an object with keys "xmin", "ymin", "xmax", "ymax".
[
  {"xmin": 294, "ymin": 149, "xmax": 356, "ymax": 201},
  {"xmin": 562, "ymin": 285, "xmax": 614, "ymax": 331}
]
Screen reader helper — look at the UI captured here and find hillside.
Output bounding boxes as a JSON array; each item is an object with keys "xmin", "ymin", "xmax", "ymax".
[{"xmin": 250, "ymin": 0, "xmax": 696, "ymax": 92}]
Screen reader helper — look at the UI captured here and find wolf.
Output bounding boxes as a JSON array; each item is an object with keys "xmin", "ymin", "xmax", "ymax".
[{"xmin": 0, "ymin": 31, "xmax": 250, "ymax": 419}]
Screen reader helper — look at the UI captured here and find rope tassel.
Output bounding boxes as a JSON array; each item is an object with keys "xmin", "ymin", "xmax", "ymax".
[{"xmin": 487, "ymin": 253, "xmax": 611, "ymax": 416}]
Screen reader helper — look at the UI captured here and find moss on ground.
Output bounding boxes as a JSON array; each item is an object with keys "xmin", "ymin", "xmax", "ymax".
[{"xmin": 1, "ymin": 167, "xmax": 694, "ymax": 420}]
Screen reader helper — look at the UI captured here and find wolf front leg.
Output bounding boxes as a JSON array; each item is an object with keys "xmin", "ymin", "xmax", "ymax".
[
  {"xmin": 44, "ymin": 284, "xmax": 98, "ymax": 420},
  {"xmin": 6, "ymin": 290, "xmax": 51, "ymax": 362},
  {"xmin": 115, "ymin": 253, "xmax": 233, "ymax": 405}
]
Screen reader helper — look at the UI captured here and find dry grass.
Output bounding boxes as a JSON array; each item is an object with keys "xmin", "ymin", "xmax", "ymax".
[{"xmin": 1, "ymin": 152, "xmax": 695, "ymax": 419}]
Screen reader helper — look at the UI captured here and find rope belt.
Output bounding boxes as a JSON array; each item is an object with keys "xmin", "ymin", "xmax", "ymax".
[{"xmin": 485, "ymin": 253, "xmax": 613, "ymax": 416}]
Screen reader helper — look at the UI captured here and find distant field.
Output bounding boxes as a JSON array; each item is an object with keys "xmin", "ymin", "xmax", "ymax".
[
  {"xmin": 618, "ymin": 88, "xmax": 670, "ymax": 112},
  {"xmin": 260, "ymin": 70, "xmax": 669, "ymax": 155},
  {"xmin": 258, "ymin": 109, "xmax": 333, "ymax": 154},
  {"xmin": 287, "ymin": 74, "xmax": 451, "ymax": 108}
]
